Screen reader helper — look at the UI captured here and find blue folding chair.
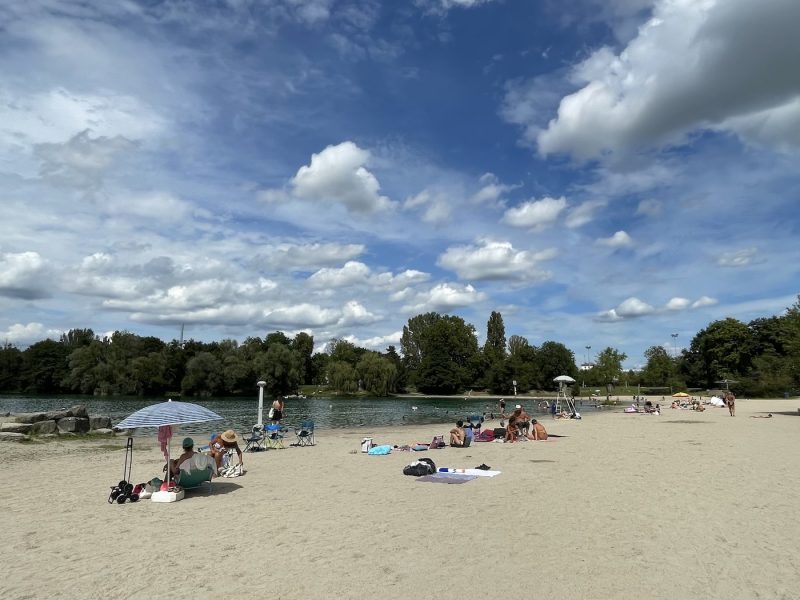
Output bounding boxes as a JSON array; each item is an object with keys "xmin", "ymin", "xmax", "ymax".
[
  {"xmin": 243, "ymin": 425, "xmax": 265, "ymax": 452},
  {"xmin": 293, "ymin": 420, "xmax": 315, "ymax": 447},
  {"xmin": 264, "ymin": 424, "xmax": 286, "ymax": 449}
]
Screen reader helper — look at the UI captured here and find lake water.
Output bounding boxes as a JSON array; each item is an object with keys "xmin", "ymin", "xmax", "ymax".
[{"xmin": 0, "ymin": 394, "xmax": 597, "ymax": 436}]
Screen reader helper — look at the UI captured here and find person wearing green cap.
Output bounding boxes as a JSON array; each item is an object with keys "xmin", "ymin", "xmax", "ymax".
[{"xmin": 169, "ymin": 437, "xmax": 196, "ymax": 477}]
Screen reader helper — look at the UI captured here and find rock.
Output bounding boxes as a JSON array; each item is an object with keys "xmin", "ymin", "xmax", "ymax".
[
  {"xmin": 1, "ymin": 422, "xmax": 32, "ymax": 434},
  {"xmin": 31, "ymin": 420, "xmax": 58, "ymax": 435},
  {"xmin": 69, "ymin": 405, "xmax": 89, "ymax": 418},
  {"xmin": 0, "ymin": 432, "xmax": 26, "ymax": 441},
  {"xmin": 89, "ymin": 416, "xmax": 112, "ymax": 430},
  {"xmin": 45, "ymin": 410, "xmax": 73, "ymax": 421},
  {"xmin": 56, "ymin": 417, "xmax": 90, "ymax": 434},
  {"xmin": 4, "ymin": 412, "xmax": 48, "ymax": 424},
  {"xmin": 90, "ymin": 428, "xmax": 115, "ymax": 435}
]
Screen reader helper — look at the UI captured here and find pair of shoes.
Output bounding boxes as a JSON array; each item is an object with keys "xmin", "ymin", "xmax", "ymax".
[{"xmin": 475, "ymin": 463, "xmax": 491, "ymax": 470}]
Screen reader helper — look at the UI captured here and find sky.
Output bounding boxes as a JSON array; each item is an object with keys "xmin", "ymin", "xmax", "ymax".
[{"xmin": 1, "ymin": 0, "xmax": 799, "ymax": 368}]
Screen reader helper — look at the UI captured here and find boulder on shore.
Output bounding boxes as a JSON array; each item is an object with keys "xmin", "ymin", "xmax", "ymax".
[
  {"xmin": 1, "ymin": 422, "xmax": 32, "ymax": 434},
  {"xmin": 89, "ymin": 416, "xmax": 112, "ymax": 430},
  {"xmin": 4, "ymin": 412, "xmax": 48, "ymax": 424},
  {"xmin": 31, "ymin": 420, "xmax": 58, "ymax": 435},
  {"xmin": 56, "ymin": 417, "xmax": 90, "ymax": 434},
  {"xmin": 0, "ymin": 432, "xmax": 26, "ymax": 441},
  {"xmin": 45, "ymin": 410, "xmax": 73, "ymax": 421},
  {"xmin": 70, "ymin": 405, "xmax": 89, "ymax": 418}
]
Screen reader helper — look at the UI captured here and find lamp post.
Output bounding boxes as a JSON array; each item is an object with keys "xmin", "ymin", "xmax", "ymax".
[
  {"xmin": 671, "ymin": 333, "xmax": 678, "ymax": 358},
  {"xmin": 584, "ymin": 346, "xmax": 591, "ymax": 388},
  {"xmin": 257, "ymin": 380, "xmax": 266, "ymax": 426},
  {"xmin": 513, "ymin": 380, "xmax": 517, "ymax": 397}
]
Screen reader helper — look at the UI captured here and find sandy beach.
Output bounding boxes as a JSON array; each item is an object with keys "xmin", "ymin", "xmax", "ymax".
[{"xmin": 2, "ymin": 399, "xmax": 799, "ymax": 600}]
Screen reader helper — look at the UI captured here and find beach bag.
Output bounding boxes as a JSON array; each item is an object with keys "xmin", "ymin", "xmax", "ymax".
[
  {"xmin": 403, "ymin": 457, "xmax": 436, "ymax": 476},
  {"xmin": 268, "ymin": 407, "xmax": 275, "ymax": 419},
  {"xmin": 476, "ymin": 429, "xmax": 495, "ymax": 442},
  {"xmin": 360, "ymin": 437, "xmax": 374, "ymax": 453},
  {"xmin": 493, "ymin": 428, "xmax": 506, "ymax": 438}
]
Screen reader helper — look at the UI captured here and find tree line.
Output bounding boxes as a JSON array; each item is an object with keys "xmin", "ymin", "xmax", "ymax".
[{"xmin": 1, "ymin": 296, "xmax": 798, "ymax": 398}]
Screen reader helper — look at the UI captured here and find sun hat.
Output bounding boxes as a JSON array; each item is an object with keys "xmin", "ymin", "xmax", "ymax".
[
  {"xmin": 221, "ymin": 429, "xmax": 238, "ymax": 443},
  {"xmin": 515, "ymin": 404, "xmax": 522, "ymax": 409},
  {"xmin": 182, "ymin": 437, "xmax": 194, "ymax": 449}
]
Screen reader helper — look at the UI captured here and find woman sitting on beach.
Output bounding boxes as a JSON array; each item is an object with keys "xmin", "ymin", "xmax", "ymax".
[
  {"xmin": 504, "ymin": 414, "xmax": 521, "ymax": 442},
  {"xmin": 450, "ymin": 420, "xmax": 466, "ymax": 447}
]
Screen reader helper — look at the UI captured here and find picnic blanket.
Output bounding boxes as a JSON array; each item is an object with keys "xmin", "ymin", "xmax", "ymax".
[{"xmin": 416, "ymin": 473, "xmax": 477, "ymax": 484}]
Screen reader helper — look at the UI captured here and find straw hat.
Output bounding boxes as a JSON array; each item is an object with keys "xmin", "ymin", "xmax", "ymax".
[{"xmin": 220, "ymin": 429, "xmax": 238, "ymax": 443}]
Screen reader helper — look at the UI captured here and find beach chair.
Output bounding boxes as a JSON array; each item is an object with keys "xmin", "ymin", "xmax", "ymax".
[
  {"xmin": 467, "ymin": 415, "xmax": 482, "ymax": 434},
  {"xmin": 176, "ymin": 454, "xmax": 215, "ymax": 490},
  {"xmin": 243, "ymin": 425, "xmax": 265, "ymax": 452},
  {"xmin": 264, "ymin": 424, "xmax": 286, "ymax": 449},
  {"xmin": 293, "ymin": 420, "xmax": 315, "ymax": 447}
]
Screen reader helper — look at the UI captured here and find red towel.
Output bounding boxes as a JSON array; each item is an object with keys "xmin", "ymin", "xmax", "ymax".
[{"xmin": 158, "ymin": 425, "xmax": 172, "ymax": 461}]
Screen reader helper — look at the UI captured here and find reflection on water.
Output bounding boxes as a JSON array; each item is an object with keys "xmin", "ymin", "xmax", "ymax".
[{"xmin": 0, "ymin": 394, "xmax": 596, "ymax": 435}]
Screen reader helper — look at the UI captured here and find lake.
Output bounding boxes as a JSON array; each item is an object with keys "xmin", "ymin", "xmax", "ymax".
[{"xmin": 0, "ymin": 393, "xmax": 598, "ymax": 436}]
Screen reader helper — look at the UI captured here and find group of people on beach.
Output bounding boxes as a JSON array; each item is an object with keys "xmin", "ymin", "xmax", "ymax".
[{"xmin": 448, "ymin": 403, "xmax": 550, "ymax": 446}]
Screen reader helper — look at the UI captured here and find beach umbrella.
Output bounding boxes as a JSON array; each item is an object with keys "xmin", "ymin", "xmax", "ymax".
[
  {"xmin": 115, "ymin": 400, "xmax": 223, "ymax": 486},
  {"xmin": 671, "ymin": 392, "xmax": 690, "ymax": 398},
  {"xmin": 553, "ymin": 375, "xmax": 576, "ymax": 383}
]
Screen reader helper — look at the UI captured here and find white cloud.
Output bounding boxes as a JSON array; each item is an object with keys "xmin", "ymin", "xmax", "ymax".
[
  {"xmin": 717, "ymin": 247, "xmax": 760, "ymax": 268},
  {"xmin": 565, "ymin": 200, "xmax": 605, "ymax": 228},
  {"xmin": 403, "ymin": 282, "xmax": 486, "ymax": 312},
  {"xmin": 289, "ymin": 141, "xmax": 394, "ymax": 213},
  {"xmin": 502, "ymin": 196, "xmax": 567, "ymax": 229},
  {"xmin": 416, "ymin": 0, "xmax": 500, "ymax": 14},
  {"xmin": 692, "ymin": 296, "xmax": 718, "ymax": 308},
  {"xmin": 258, "ymin": 242, "xmax": 365, "ymax": 271},
  {"xmin": 307, "ymin": 261, "xmax": 372, "ymax": 288},
  {"xmin": 0, "ymin": 322, "xmax": 63, "ymax": 346},
  {"xmin": 403, "ymin": 190, "xmax": 452, "ymax": 224},
  {"xmin": 0, "ymin": 252, "xmax": 53, "ymax": 299},
  {"xmin": 437, "ymin": 239, "xmax": 555, "ymax": 282},
  {"xmin": 470, "ymin": 173, "xmax": 518, "ymax": 207},
  {"xmin": 535, "ymin": 0, "xmax": 800, "ymax": 158},
  {"xmin": 343, "ymin": 330, "xmax": 402, "ymax": 350},
  {"xmin": 337, "ymin": 300, "xmax": 379, "ymax": 326},
  {"xmin": 665, "ymin": 297, "xmax": 691, "ymax": 311},
  {"xmin": 596, "ymin": 230, "xmax": 633, "ymax": 248},
  {"xmin": 636, "ymin": 198, "xmax": 663, "ymax": 217}
]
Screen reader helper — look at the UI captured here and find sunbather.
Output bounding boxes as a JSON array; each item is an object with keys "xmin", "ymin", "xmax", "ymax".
[
  {"xmin": 170, "ymin": 437, "xmax": 197, "ymax": 477},
  {"xmin": 450, "ymin": 420, "xmax": 466, "ymax": 447},
  {"xmin": 209, "ymin": 430, "xmax": 244, "ymax": 473},
  {"xmin": 527, "ymin": 419, "xmax": 548, "ymax": 440}
]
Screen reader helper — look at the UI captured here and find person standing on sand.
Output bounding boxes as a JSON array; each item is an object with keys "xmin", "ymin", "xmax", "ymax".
[
  {"xmin": 725, "ymin": 391, "xmax": 736, "ymax": 416},
  {"xmin": 270, "ymin": 396, "xmax": 285, "ymax": 424}
]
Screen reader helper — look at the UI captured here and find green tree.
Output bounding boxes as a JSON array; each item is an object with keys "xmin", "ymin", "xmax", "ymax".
[
  {"xmin": 326, "ymin": 360, "xmax": 358, "ymax": 393},
  {"xmin": 181, "ymin": 351, "xmax": 224, "ymax": 396},
  {"xmin": 383, "ymin": 345, "xmax": 406, "ymax": 391},
  {"xmin": 683, "ymin": 318, "xmax": 754, "ymax": 387},
  {"xmin": 484, "ymin": 311, "xmax": 507, "ymax": 361},
  {"xmin": 253, "ymin": 344, "xmax": 301, "ymax": 397},
  {"xmin": 416, "ymin": 316, "xmax": 479, "ymax": 394},
  {"xmin": 357, "ymin": 351, "xmax": 397, "ymax": 396},
  {"xmin": 20, "ymin": 339, "xmax": 69, "ymax": 393},
  {"xmin": 0, "ymin": 343, "xmax": 22, "ymax": 391},
  {"xmin": 535, "ymin": 341, "xmax": 577, "ymax": 390},
  {"xmin": 640, "ymin": 346, "xmax": 674, "ymax": 386},
  {"xmin": 291, "ymin": 332, "xmax": 314, "ymax": 384},
  {"xmin": 593, "ymin": 347, "xmax": 628, "ymax": 398},
  {"xmin": 508, "ymin": 336, "xmax": 538, "ymax": 392},
  {"xmin": 400, "ymin": 312, "xmax": 443, "ymax": 387}
]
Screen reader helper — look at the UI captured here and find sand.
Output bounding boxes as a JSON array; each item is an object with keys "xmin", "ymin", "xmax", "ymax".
[{"xmin": 1, "ymin": 399, "xmax": 799, "ymax": 600}]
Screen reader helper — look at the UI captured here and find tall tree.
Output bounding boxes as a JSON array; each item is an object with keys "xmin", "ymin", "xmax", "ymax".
[
  {"xmin": 484, "ymin": 311, "xmax": 507, "ymax": 361},
  {"xmin": 535, "ymin": 341, "xmax": 577, "ymax": 389},
  {"xmin": 253, "ymin": 344, "xmax": 302, "ymax": 397},
  {"xmin": 641, "ymin": 345, "xmax": 675, "ymax": 386},
  {"xmin": 290, "ymin": 332, "xmax": 314, "ymax": 384},
  {"xmin": 593, "ymin": 347, "xmax": 628, "ymax": 398},
  {"xmin": 357, "ymin": 351, "xmax": 397, "ymax": 396}
]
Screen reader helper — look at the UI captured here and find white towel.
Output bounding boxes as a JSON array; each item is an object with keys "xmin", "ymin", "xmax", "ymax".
[{"xmin": 179, "ymin": 453, "xmax": 216, "ymax": 475}]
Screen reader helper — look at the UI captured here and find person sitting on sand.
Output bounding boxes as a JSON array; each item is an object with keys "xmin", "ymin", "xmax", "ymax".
[
  {"xmin": 450, "ymin": 420, "xmax": 466, "ymax": 447},
  {"xmin": 527, "ymin": 419, "xmax": 548, "ymax": 441},
  {"xmin": 511, "ymin": 405, "xmax": 531, "ymax": 435},
  {"xmin": 170, "ymin": 437, "xmax": 196, "ymax": 477},
  {"xmin": 751, "ymin": 413, "xmax": 773, "ymax": 418},
  {"xmin": 209, "ymin": 430, "xmax": 244, "ymax": 473},
  {"xmin": 555, "ymin": 410, "xmax": 570, "ymax": 419},
  {"xmin": 504, "ymin": 414, "xmax": 521, "ymax": 443},
  {"xmin": 670, "ymin": 401, "xmax": 679, "ymax": 409}
]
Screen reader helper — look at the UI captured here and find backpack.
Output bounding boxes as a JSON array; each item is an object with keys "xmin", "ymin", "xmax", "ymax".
[{"xmin": 402, "ymin": 457, "xmax": 436, "ymax": 476}]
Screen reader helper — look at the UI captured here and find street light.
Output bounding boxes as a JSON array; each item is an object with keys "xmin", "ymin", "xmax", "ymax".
[
  {"xmin": 585, "ymin": 345, "xmax": 591, "ymax": 365},
  {"xmin": 583, "ymin": 346, "xmax": 591, "ymax": 388},
  {"xmin": 512, "ymin": 380, "xmax": 517, "ymax": 397},
  {"xmin": 671, "ymin": 333, "xmax": 678, "ymax": 358}
]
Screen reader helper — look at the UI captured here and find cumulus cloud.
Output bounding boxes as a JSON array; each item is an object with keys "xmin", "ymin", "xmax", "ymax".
[
  {"xmin": 717, "ymin": 247, "xmax": 760, "ymax": 268},
  {"xmin": 403, "ymin": 189, "xmax": 451, "ymax": 224},
  {"xmin": 502, "ymin": 196, "xmax": 567, "ymax": 230},
  {"xmin": 257, "ymin": 242, "xmax": 365, "ymax": 271},
  {"xmin": 437, "ymin": 239, "xmax": 555, "ymax": 282},
  {"xmin": 565, "ymin": 200, "xmax": 606, "ymax": 228},
  {"xmin": 470, "ymin": 173, "xmax": 519, "ymax": 207},
  {"xmin": 0, "ymin": 322, "xmax": 63, "ymax": 346},
  {"xmin": 636, "ymin": 198, "xmax": 663, "ymax": 217},
  {"xmin": 596, "ymin": 230, "xmax": 633, "ymax": 248},
  {"xmin": 342, "ymin": 330, "xmax": 402, "ymax": 350},
  {"xmin": 403, "ymin": 282, "xmax": 486, "ymax": 312},
  {"xmin": 596, "ymin": 295, "xmax": 719, "ymax": 322},
  {"xmin": 288, "ymin": 141, "xmax": 394, "ymax": 213},
  {"xmin": 0, "ymin": 251, "xmax": 54, "ymax": 299},
  {"xmin": 534, "ymin": 0, "xmax": 800, "ymax": 158},
  {"xmin": 416, "ymin": 0, "xmax": 500, "ymax": 14},
  {"xmin": 307, "ymin": 261, "xmax": 372, "ymax": 288}
]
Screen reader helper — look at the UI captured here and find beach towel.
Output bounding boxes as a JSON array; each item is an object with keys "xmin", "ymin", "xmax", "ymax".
[
  {"xmin": 157, "ymin": 425, "xmax": 172, "ymax": 461},
  {"xmin": 178, "ymin": 453, "xmax": 216, "ymax": 475},
  {"xmin": 219, "ymin": 463, "xmax": 244, "ymax": 478},
  {"xmin": 367, "ymin": 445, "xmax": 392, "ymax": 455},
  {"xmin": 416, "ymin": 473, "xmax": 477, "ymax": 484},
  {"xmin": 475, "ymin": 429, "xmax": 495, "ymax": 442},
  {"xmin": 437, "ymin": 467, "xmax": 501, "ymax": 477}
]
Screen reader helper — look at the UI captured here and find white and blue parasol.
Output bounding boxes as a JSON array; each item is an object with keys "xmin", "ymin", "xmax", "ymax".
[{"xmin": 115, "ymin": 400, "xmax": 222, "ymax": 429}]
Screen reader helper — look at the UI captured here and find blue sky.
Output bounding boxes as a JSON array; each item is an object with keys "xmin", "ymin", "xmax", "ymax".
[{"xmin": 1, "ymin": 0, "xmax": 798, "ymax": 368}]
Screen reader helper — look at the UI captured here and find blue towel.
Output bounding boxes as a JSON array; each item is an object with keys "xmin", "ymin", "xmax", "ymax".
[{"xmin": 367, "ymin": 445, "xmax": 392, "ymax": 455}]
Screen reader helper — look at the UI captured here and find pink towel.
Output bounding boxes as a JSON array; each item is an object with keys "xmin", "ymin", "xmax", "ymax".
[{"xmin": 158, "ymin": 425, "xmax": 172, "ymax": 461}]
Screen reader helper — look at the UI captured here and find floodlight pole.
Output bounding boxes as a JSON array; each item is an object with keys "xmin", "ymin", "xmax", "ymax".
[
  {"xmin": 257, "ymin": 380, "xmax": 266, "ymax": 427},
  {"xmin": 671, "ymin": 333, "xmax": 678, "ymax": 358}
]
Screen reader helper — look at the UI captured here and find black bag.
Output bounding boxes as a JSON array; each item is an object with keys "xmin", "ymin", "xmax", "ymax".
[
  {"xmin": 493, "ymin": 427, "xmax": 506, "ymax": 437},
  {"xmin": 403, "ymin": 457, "xmax": 436, "ymax": 476}
]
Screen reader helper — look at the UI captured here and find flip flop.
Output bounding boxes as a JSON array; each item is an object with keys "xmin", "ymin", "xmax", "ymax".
[{"xmin": 475, "ymin": 463, "xmax": 491, "ymax": 470}]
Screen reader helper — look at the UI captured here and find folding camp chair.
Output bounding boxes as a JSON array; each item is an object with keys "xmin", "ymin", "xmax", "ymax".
[
  {"xmin": 243, "ymin": 425, "xmax": 265, "ymax": 452},
  {"xmin": 467, "ymin": 415, "xmax": 482, "ymax": 434},
  {"xmin": 264, "ymin": 424, "xmax": 286, "ymax": 449},
  {"xmin": 293, "ymin": 420, "xmax": 315, "ymax": 447}
]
